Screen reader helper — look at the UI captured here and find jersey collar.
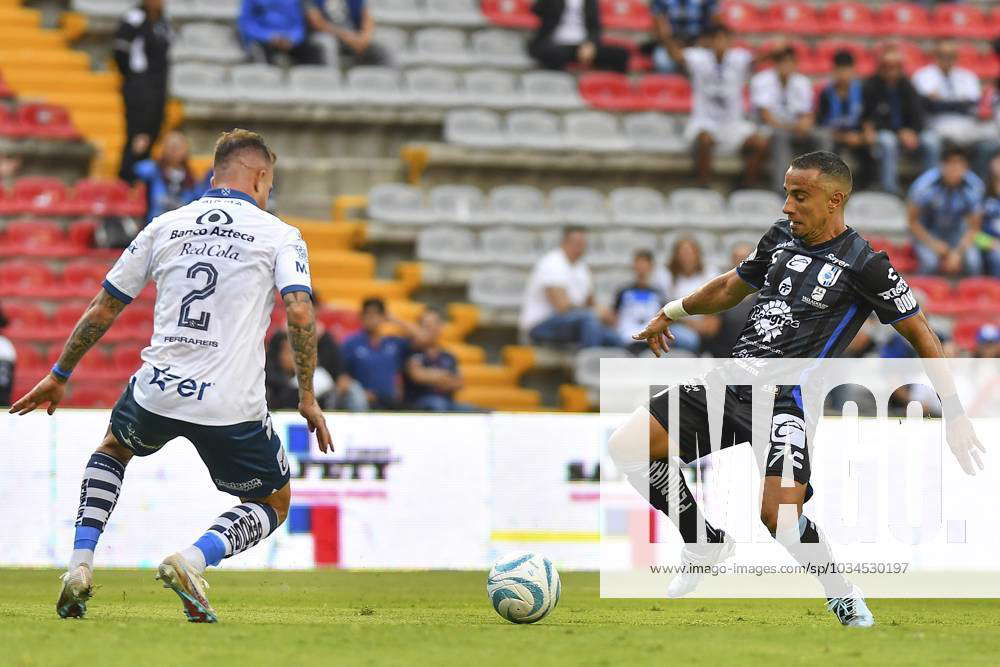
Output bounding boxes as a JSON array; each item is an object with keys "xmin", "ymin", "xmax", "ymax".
[{"xmin": 202, "ymin": 187, "xmax": 259, "ymax": 208}]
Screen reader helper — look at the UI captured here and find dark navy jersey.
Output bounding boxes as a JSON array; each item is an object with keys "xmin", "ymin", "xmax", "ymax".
[{"xmin": 732, "ymin": 219, "xmax": 920, "ymax": 359}]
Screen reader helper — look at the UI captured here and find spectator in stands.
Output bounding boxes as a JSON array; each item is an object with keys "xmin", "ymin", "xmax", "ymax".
[
  {"xmin": 307, "ymin": 0, "xmax": 390, "ymax": 67},
  {"xmin": 647, "ymin": 0, "xmax": 720, "ymax": 73},
  {"xmin": 133, "ymin": 131, "xmax": 211, "ymax": 223},
  {"xmin": 817, "ymin": 50, "xmax": 869, "ymax": 179},
  {"xmin": 0, "ymin": 304, "xmax": 13, "ymax": 407},
  {"xmin": 907, "ymin": 146, "xmax": 985, "ymax": 276},
  {"xmin": 520, "ymin": 227, "xmax": 622, "ymax": 348},
  {"xmin": 266, "ymin": 324, "xmax": 367, "ymax": 411},
  {"xmin": 527, "ymin": 0, "xmax": 630, "ymax": 74},
  {"xmin": 654, "ymin": 236, "xmax": 715, "ymax": 352},
  {"xmin": 979, "ymin": 152, "xmax": 1000, "ymax": 277},
  {"xmin": 239, "ymin": 0, "xmax": 324, "ymax": 66},
  {"xmin": 342, "ymin": 298, "xmax": 412, "ymax": 409},
  {"xmin": 862, "ymin": 44, "xmax": 927, "ymax": 195},
  {"xmin": 657, "ymin": 23, "xmax": 767, "ymax": 187},
  {"xmin": 404, "ymin": 309, "xmax": 474, "ymax": 412},
  {"xmin": 701, "ymin": 242, "xmax": 756, "ymax": 358},
  {"xmin": 974, "ymin": 323, "xmax": 1000, "ymax": 358},
  {"xmin": 614, "ymin": 250, "xmax": 666, "ymax": 354},
  {"xmin": 0, "ymin": 154, "xmax": 21, "ymax": 190},
  {"xmin": 113, "ymin": 0, "xmax": 172, "ymax": 182},
  {"xmin": 913, "ymin": 39, "xmax": 999, "ymax": 177},
  {"xmin": 750, "ymin": 45, "xmax": 818, "ymax": 192}
]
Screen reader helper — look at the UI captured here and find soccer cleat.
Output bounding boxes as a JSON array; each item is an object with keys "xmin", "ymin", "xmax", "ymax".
[
  {"xmin": 827, "ymin": 585, "xmax": 875, "ymax": 627},
  {"xmin": 156, "ymin": 553, "xmax": 218, "ymax": 623},
  {"xmin": 56, "ymin": 565, "xmax": 93, "ymax": 619},
  {"xmin": 666, "ymin": 533, "xmax": 736, "ymax": 598}
]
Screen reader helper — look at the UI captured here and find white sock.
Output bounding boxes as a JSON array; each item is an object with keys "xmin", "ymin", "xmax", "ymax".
[
  {"xmin": 69, "ymin": 549, "xmax": 94, "ymax": 571},
  {"xmin": 179, "ymin": 544, "xmax": 208, "ymax": 574}
]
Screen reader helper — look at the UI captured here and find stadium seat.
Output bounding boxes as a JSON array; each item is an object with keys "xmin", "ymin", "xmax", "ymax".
[
  {"xmin": 878, "ymin": 3, "xmax": 933, "ymax": 38},
  {"xmin": 481, "ymin": 227, "xmax": 541, "ymax": 267},
  {"xmin": 592, "ymin": 268, "xmax": 634, "ymax": 306},
  {"xmin": 599, "ymin": 0, "xmax": 652, "ymax": 31},
  {"xmin": 411, "ymin": 28, "xmax": 474, "ymax": 67},
  {"xmin": 549, "ymin": 186, "xmax": 609, "ymax": 227},
  {"xmin": 0, "ymin": 218, "xmax": 77, "ymax": 257},
  {"xmin": 288, "ymin": 66, "xmax": 354, "ymax": 105},
  {"xmin": 425, "ymin": 0, "xmax": 485, "ymax": 26},
  {"xmin": 486, "ymin": 185, "xmax": 556, "ymax": 227},
  {"xmin": 0, "ymin": 260, "xmax": 58, "ymax": 298},
  {"xmin": 444, "ymin": 109, "xmax": 508, "ymax": 148},
  {"xmin": 564, "ymin": 111, "xmax": 631, "ymax": 152},
  {"xmin": 895, "ymin": 41, "xmax": 931, "ymax": 75},
  {"xmin": 406, "ymin": 68, "xmax": 469, "ymax": 107},
  {"xmin": 367, "ymin": 183, "xmax": 435, "ymax": 225},
  {"xmin": 416, "ymin": 226, "xmax": 482, "ymax": 265},
  {"xmin": 579, "ymin": 72, "xmax": 641, "ymax": 111},
  {"xmin": 820, "ymin": 2, "xmax": 876, "ymax": 37},
  {"xmin": 428, "ymin": 184, "xmax": 488, "ymax": 225},
  {"xmin": 0, "ymin": 177, "xmax": 71, "ymax": 216},
  {"xmin": 637, "ymin": 74, "xmax": 693, "ymax": 113},
  {"xmin": 764, "ymin": 1, "xmax": 822, "ymax": 36},
  {"xmin": 953, "ymin": 278, "xmax": 1000, "ymax": 317},
  {"xmin": 12, "ymin": 341, "xmax": 47, "ymax": 374},
  {"xmin": 727, "ymin": 189, "xmax": 784, "ymax": 230},
  {"xmin": 951, "ymin": 318, "xmax": 992, "ymax": 350},
  {"xmin": 906, "ymin": 276, "xmax": 951, "ymax": 312},
  {"xmin": 104, "ymin": 307, "xmax": 153, "ymax": 343},
  {"xmin": 669, "ymin": 188, "xmax": 727, "ymax": 228},
  {"xmin": 932, "ymin": 4, "xmax": 990, "ymax": 40},
  {"xmin": 481, "ymin": 0, "xmax": 538, "ymax": 29},
  {"xmin": 1, "ymin": 303, "xmax": 49, "ymax": 342},
  {"xmin": 347, "ymin": 67, "xmax": 408, "ymax": 105},
  {"xmin": 374, "ymin": 26, "xmax": 411, "ymax": 59},
  {"xmin": 72, "ymin": 0, "xmax": 134, "ymax": 19},
  {"xmin": 661, "ymin": 229, "xmax": 722, "ymax": 258},
  {"xmin": 230, "ymin": 64, "xmax": 288, "ymax": 104},
  {"xmin": 506, "ymin": 109, "xmax": 565, "ymax": 151},
  {"xmin": 846, "ymin": 191, "xmax": 907, "ymax": 235},
  {"xmin": 111, "ymin": 344, "xmax": 144, "ymax": 377},
  {"xmin": 609, "ymin": 186, "xmax": 672, "ymax": 228},
  {"xmin": 369, "ymin": 0, "xmax": 428, "ymax": 25},
  {"xmin": 574, "ymin": 347, "xmax": 631, "ymax": 390},
  {"xmin": 61, "ymin": 260, "xmax": 112, "ymax": 299},
  {"xmin": 64, "ymin": 385, "xmax": 123, "ymax": 408},
  {"xmin": 315, "ymin": 308, "xmax": 363, "ymax": 342},
  {"xmin": 955, "ymin": 45, "xmax": 996, "ymax": 80},
  {"xmin": 49, "ymin": 302, "xmax": 89, "ymax": 340},
  {"xmin": 67, "ymin": 180, "xmax": 143, "ymax": 217},
  {"xmin": 521, "ymin": 71, "xmax": 583, "ymax": 110},
  {"xmin": 622, "ymin": 112, "xmax": 685, "ymax": 153},
  {"xmin": 169, "ymin": 63, "xmax": 231, "ymax": 103},
  {"xmin": 164, "ymin": 0, "xmax": 239, "ymax": 20},
  {"xmin": 721, "ymin": 231, "xmax": 766, "ymax": 259},
  {"xmin": 815, "ymin": 41, "xmax": 876, "ymax": 77},
  {"xmin": 171, "ymin": 22, "xmax": 245, "ymax": 64},
  {"xmin": 719, "ymin": 0, "xmax": 766, "ymax": 33},
  {"xmin": 594, "ymin": 229, "xmax": 658, "ymax": 266},
  {"xmin": 463, "ymin": 69, "xmax": 523, "ymax": 108},
  {"xmin": 17, "ymin": 103, "xmax": 80, "ymax": 141},
  {"xmin": 0, "ymin": 105, "xmax": 27, "ymax": 138},
  {"xmin": 468, "ymin": 267, "xmax": 528, "ymax": 309},
  {"xmin": 470, "ymin": 29, "xmax": 532, "ymax": 69}
]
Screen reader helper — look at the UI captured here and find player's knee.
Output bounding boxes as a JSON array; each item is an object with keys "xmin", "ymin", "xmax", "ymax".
[
  {"xmin": 261, "ymin": 484, "xmax": 291, "ymax": 525},
  {"xmin": 96, "ymin": 431, "xmax": 133, "ymax": 466},
  {"xmin": 759, "ymin": 506, "xmax": 780, "ymax": 536},
  {"xmin": 608, "ymin": 409, "xmax": 664, "ymax": 471}
]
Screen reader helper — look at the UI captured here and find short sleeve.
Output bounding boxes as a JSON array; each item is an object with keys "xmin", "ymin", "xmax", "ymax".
[
  {"xmin": 103, "ymin": 224, "xmax": 155, "ymax": 304},
  {"xmin": 749, "ymin": 72, "xmax": 773, "ymax": 111},
  {"xmin": 853, "ymin": 251, "xmax": 920, "ymax": 325},
  {"xmin": 735, "ymin": 225, "xmax": 781, "ymax": 289},
  {"xmin": 274, "ymin": 227, "xmax": 312, "ymax": 297},
  {"xmin": 536, "ymin": 254, "xmax": 571, "ymax": 290}
]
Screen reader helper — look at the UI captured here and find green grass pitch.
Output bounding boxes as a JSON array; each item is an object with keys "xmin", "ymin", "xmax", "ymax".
[{"xmin": 1, "ymin": 569, "xmax": 999, "ymax": 666}]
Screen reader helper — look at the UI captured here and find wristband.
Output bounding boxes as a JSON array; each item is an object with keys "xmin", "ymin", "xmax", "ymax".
[
  {"xmin": 51, "ymin": 363, "xmax": 72, "ymax": 381},
  {"xmin": 940, "ymin": 394, "xmax": 965, "ymax": 420},
  {"xmin": 661, "ymin": 299, "xmax": 690, "ymax": 321}
]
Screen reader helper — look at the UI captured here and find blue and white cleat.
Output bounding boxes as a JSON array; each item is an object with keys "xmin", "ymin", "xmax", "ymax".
[
  {"xmin": 156, "ymin": 553, "xmax": 218, "ymax": 623},
  {"xmin": 56, "ymin": 564, "xmax": 93, "ymax": 619},
  {"xmin": 666, "ymin": 533, "xmax": 736, "ymax": 598},
  {"xmin": 827, "ymin": 585, "xmax": 875, "ymax": 627}
]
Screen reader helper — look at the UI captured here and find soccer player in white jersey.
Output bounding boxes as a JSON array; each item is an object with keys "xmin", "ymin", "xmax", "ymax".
[{"xmin": 10, "ymin": 129, "xmax": 333, "ymax": 623}]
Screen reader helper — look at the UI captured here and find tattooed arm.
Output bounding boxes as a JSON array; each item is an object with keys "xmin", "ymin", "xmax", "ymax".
[
  {"xmin": 283, "ymin": 290, "xmax": 333, "ymax": 452},
  {"xmin": 10, "ymin": 288, "xmax": 127, "ymax": 415}
]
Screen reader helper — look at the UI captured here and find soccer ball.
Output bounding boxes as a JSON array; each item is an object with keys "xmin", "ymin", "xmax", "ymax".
[{"xmin": 486, "ymin": 551, "xmax": 561, "ymax": 624}]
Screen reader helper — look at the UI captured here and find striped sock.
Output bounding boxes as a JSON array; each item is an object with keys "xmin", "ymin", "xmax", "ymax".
[
  {"xmin": 187, "ymin": 503, "xmax": 279, "ymax": 571},
  {"xmin": 69, "ymin": 452, "xmax": 126, "ymax": 570}
]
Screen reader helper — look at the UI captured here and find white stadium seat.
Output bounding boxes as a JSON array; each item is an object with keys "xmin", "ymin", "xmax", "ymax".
[
  {"xmin": 486, "ymin": 185, "xmax": 555, "ymax": 227},
  {"xmin": 506, "ymin": 110, "xmax": 564, "ymax": 151},
  {"xmin": 411, "ymin": 28, "xmax": 474, "ymax": 67},
  {"xmin": 481, "ymin": 227, "xmax": 541, "ymax": 267},
  {"xmin": 406, "ymin": 68, "xmax": 469, "ymax": 107},
  {"xmin": 416, "ymin": 226, "xmax": 482, "ymax": 265},
  {"xmin": 549, "ymin": 186, "xmax": 609, "ymax": 227},
  {"xmin": 727, "ymin": 189, "xmax": 784, "ymax": 230},
  {"xmin": 623, "ymin": 112, "xmax": 686, "ymax": 153},
  {"xmin": 598, "ymin": 229, "xmax": 659, "ymax": 264},
  {"xmin": 564, "ymin": 111, "xmax": 631, "ymax": 152},
  {"xmin": 348, "ymin": 67, "xmax": 409, "ymax": 105},
  {"xmin": 288, "ymin": 66, "xmax": 355, "ymax": 105},
  {"xmin": 230, "ymin": 64, "xmax": 288, "ymax": 104},
  {"xmin": 592, "ymin": 269, "xmax": 635, "ymax": 308},
  {"xmin": 520, "ymin": 71, "xmax": 583, "ymax": 110},
  {"xmin": 470, "ymin": 29, "xmax": 532, "ymax": 69},
  {"xmin": 369, "ymin": 0, "xmax": 428, "ymax": 25},
  {"xmin": 171, "ymin": 23, "xmax": 245, "ymax": 64},
  {"xmin": 846, "ymin": 191, "xmax": 908, "ymax": 235},
  {"xmin": 668, "ymin": 187, "xmax": 727, "ymax": 228},
  {"xmin": 660, "ymin": 230, "xmax": 723, "ymax": 259},
  {"xmin": 168, "ymin": 63, "xmax": 231, "ymax": 103},
  {"xmin": 425, "ymin": 0, "xmax": 486, "ymax": 26},
  {"xmin": 444, "ymin": 109, "xmax": 508, "ymax": 149},
  {"xmin": 429, "ymin": 184, "xmax": 488, "ymax": 225},
  {"xmin": 468, "ymin": 267, "xmax": 529, "ymax": 309},
  {"xmin": 463, "ymin": 69, "xmax": 523, "ymax": 109},
  {"xmin": 72, "ymin": 0, "xmax": 134, "ymax": 19},
  {"xmin": 368, "ymin": 183, "xmax": 436, "ymax": 225},
  {"xmin": 165, "ymin": 0, "xmax": 239, "ymax": 21},
  {"xmin": 609, "ymin": 187, "xmax": 673, "ymax": 228},
  {"xmin": 373, "ymin": 26, "xmax": 411, "ymax": 63}
]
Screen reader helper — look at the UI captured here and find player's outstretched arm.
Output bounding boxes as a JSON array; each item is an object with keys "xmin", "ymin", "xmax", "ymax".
[
  {"xmin": 9, "ymin": 288, "xmax": 127, "ymax": 416},
  {"xmin": 633, "ymin": 269, "xmax": 757, "ymax": 356},
  {"xmin": 893, "ymin": 311, "xmax": 986, "ymax": 475},
  {"xmin": 283, "ymin": 290, "xmax": 334, "ymax": 452}
]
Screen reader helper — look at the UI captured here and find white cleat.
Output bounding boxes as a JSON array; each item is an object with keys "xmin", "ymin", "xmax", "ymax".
[
  {"xmin": 156, "ymin": 553, "xmax": 218, "ymax": 623},
  {"xmin": 56, "ymin": 565, "xmax": 93, "ymax": 619},
  {"xmin": 827, "ymin": 585, "xmax": 875, "ymax": 627},
  {"xmin": 666, "ymin": 533, "xmax": 736, "ymax": 598}
]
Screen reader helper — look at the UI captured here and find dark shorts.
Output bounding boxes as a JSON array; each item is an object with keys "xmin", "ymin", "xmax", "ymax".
[
  {"xmin": 109, "ymin": 379, "xmax": 290, "ymax": 499},
  {"xmin": 648, "ymin": 383, "xmax": 812, "ymax": 486}
]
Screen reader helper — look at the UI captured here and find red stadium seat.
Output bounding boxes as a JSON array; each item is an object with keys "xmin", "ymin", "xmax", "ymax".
[
  {"xmin": 0, "ymin": 177, "xmax": 72, "ymax": 216},
  {"xmin": 932, "ymin": 4, "xmax": 990, "ymax": 40},
  {"xmin": 111, "ymin": 344, "xmax": 144, "ymax": 376},
  {"xmin": 49, "ymin": 302, "xmax": 89, "ymax": 340},
  {"xmin": 103, "ymin": 307, "xmax": 153, "ymax": 343},
  {"xmin": 12, "ymin": 342, "xmax": 47, "ymax": 374},
  {"xmin": 134, "ymin": 283, "xmax": 157, "ymax": 304},
  {"xmin": 637, "ymin": 74, "xmax": 692, "ymax": 113},
  {"xmin": 893, "ymin": 41, "xmax": 931, "ymax": 76},
  {"xmin": 45, "ymin": 345, "xmax": 117, "ymax": 382},
  {"xmin": 316, "ymin": 307, "xmax": 362, "ymax": 342},
  {"xmin": 579, "ymin": 72, "xmax": 642, "ymax": 110},
  {"xmin": 878, "ymin": 3, "xmax": 932, "ymax": 38},
  {"xmin": 951, "ymin": 318, "xmax": 993, "ymax": 351},
  {"xmin": 815, "ymin": 40, "xmax": 876, "ymax": 76},
  {"xmin": 480, "ymin": 0, "xmax": 538, "ymax": 29},
  {"xmin": 64, "ymin": 385, "xmax": 123, "ymax": 408},
  {"xmin": 764, "ymin": 1, "xmax": 822, "ymax": 36},
  {"xmin": 599, "ymin": 0, "xmax": 651, "ymax": 31},
  {"xmin": 0, "ymin": 106, "xmax": 27, "ymax": 138},
  {"xmin": 0, "ymin": 218, "xmax": 76, "ymax": 258},
  {"xmin": 1, "ymin": 303, "xmax": 50, "ymax": 342},
  {"xmin": 719, "ymin": 0, "xmax": 766, "ymax": 33},
  {"xmin": 0, "ymin": 260, "xmax": 58, "ymax": 298},
  {"xmin": 17, "ymin": 103, "xmax": 80, "ymax": 141},
  {"xmin": 69, "ymin": 180, "xmax": 146, "ymax": 217},
  {"xmin": 905, "ymin": 276, "xmax": 951, "ymax": 313},
  {"xmin": 61, "ymin": 260, "xmax": 112, "ymax": 299},
  {"xmin": 820, "ymin": 2, "xmax": 875, "ymax": 37},
  {"xmin": 955, "ymin": 44, "xmax": 997, "ymax": 80},
  {"xmin": 756, "ymin": 39, "xmax": 823, "ymax": 75},
  {"xmin": 953, "ymin": 278, "xmax": 1000, "ymax": 317}
]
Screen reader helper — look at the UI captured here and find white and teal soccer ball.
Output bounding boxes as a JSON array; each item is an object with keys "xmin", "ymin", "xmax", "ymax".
[{"xmin": 487, "ymin": 551, "xmax": 561, "ymax": 624}]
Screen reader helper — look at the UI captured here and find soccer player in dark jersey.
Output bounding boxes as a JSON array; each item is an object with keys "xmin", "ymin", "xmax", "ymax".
[{"xmin": 610, "ymin": 151, "xmax": 985, "ymax": 627}]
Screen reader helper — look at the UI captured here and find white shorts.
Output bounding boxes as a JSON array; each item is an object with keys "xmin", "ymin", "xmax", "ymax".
[{"xmin": 685, "ymin": 119, "xmax": 758, "ymax": 155}]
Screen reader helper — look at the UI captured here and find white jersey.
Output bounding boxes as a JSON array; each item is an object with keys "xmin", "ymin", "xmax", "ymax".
[
  {"xmin": 684, "ymin": 46, "xmax": 753, "ymax": 127},
  {"xmin": 103, "ymin": 188, "xmax": 312, "ymax": 426}
]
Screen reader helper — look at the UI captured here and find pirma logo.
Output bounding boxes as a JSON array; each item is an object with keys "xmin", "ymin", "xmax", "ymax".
[{"xmin": 196, "ymin": 208, "xmax": 233, "ymax": 226}]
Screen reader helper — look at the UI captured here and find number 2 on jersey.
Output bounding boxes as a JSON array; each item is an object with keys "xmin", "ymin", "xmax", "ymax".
[{"xmin": 178, "ymin": 262, "xmax": 218, "ymax": 331}]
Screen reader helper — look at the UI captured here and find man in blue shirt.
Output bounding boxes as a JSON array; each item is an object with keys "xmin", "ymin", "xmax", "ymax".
[
  {"xmin": 133, "ymin": 131, "xmax": 211, "ymax": 223},
  {"xmin": 817, "ymin": 50, "xmax": 869, "ymax": 178},
  {"xmin": 907, "ymin": 146, "xmax": 985, "ymax": 276},
  {"xmin": 306, "ymin": 0, "xmax": 390, "ymax": 67},
  {"xmin": 613, "ymin": 250, "xmax": 666, "ymax": 353},
  {"xmin": 239, "ymin": 0, "xmax": 324, "ymax": 65},
  {"xmin": 978, "ymin": 152, "xmax": 1000, "ymax": 277},
  {"xmin": 649, "ymin": 0, "xmax": 719, "ymax": 72},
  {"xmin": 342, "ymin": 298, "xmax": 410, "ymax": 409},
  {"xmin": 404, "ymin": 309, "xmax": 475, "ymax": 412}
]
